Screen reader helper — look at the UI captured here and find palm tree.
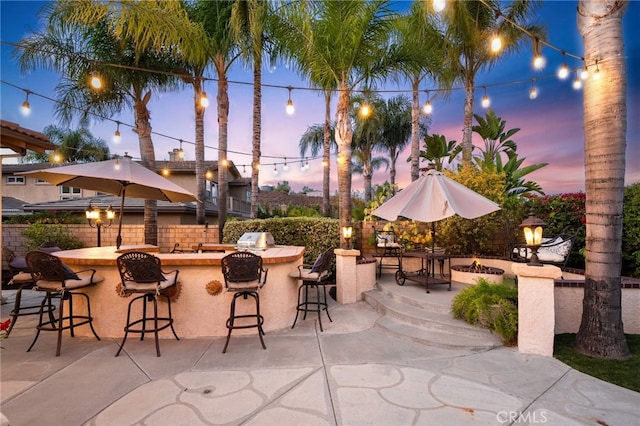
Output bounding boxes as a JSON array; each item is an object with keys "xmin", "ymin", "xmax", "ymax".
[
  {"xmin": 432, "ymin": 0, "xmax": 542, "ymax": 165},
  {"xmin": 16, "ymin": 2, "xmax": 186, "ymax": 245},
  {"xmin": 380, "ymin": 95, "xmax": 412, "ymax": 191},
  {"xmin": 394, "ymin": 2, "xmax": 452, "ymax": 182},
  {"xmin": 232, "ymin": 0, "xmax": 271, "ymax": 221},
  {"xmin": 22, "ymin": 125, "xmax": 109, "ymax": 164},
  {"xmin": 418, "ymin": 133, "xmax": 460, "ymax": 172},
  {"xmin": 274, "ymin": 0, "xmax": 402, "ymax": 248},
  {"xmin": 352, "ymin": 93, "xmax": 386, "ymax": 204},
  {"xmin": 574, "ymin": 0, "xmax": 630, "ymax": 360}
]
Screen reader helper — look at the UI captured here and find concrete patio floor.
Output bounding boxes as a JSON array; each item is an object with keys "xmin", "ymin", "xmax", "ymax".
[{"xmin": 1, "ymin": 274, "xmax": 638, "ymax": 426}]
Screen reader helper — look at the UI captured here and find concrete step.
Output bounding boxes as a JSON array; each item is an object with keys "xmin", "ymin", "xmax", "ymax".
[
  {"xmin": 375, "ymin": 281, "xmax": 452, "ymax": 315},
  {"xmin": 363, "ymin": 288, "xmax": 500, "ymax": 341}
]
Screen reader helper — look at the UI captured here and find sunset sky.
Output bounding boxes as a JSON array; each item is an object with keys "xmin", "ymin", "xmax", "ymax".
[{"xmin": 2, "ymin": 1, "xmax": 639, "ymax": 196}]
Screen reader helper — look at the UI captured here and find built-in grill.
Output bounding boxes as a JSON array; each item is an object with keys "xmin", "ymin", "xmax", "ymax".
[{"xmin": 236, "ymin": 232, "xmax": 275, "ymax": 251}]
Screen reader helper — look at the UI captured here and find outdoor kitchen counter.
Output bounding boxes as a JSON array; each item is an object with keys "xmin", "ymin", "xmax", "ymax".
[{"xmin": 53, "ymin": 245, "xmax": 306, "ymax": 339}]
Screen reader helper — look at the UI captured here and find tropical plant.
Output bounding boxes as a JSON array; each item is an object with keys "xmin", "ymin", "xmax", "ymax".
[
  {"xmin": 298, "ymin": 120, "xmax": 337, "ymax": 216},
  {"xmin": 418, "ymin": 133, "xmax": 460, "ymax": 171},
  {"xmin": 431, "ymin": 0, "xmax": 543, "ymax": 165},
  {"xmin": 574, "ymin": 0, "xmax": 630, "ymax": 360},
  {"xmin": 21, "ymin": 125, "xmax": 109, "ymax": 164},
  {"xmin": 273, "ymin": 0, "xmax": 403, "ymax": 248},
  {"xmin": 622, "ymin": 183, "xmax": 640, "ymax": 278},
  {"xmin": 380, "ymin": 95, "xmax": 412, "ymax": 190}
]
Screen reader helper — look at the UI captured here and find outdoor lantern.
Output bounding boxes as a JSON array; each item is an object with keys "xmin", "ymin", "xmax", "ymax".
[
  {"xmin": 86, "ymin": 202, "xmax": 114, "ymax": 247},
  {"xmin": 520, "ymin": 209, "xmax": 545, "ymax": 266},
  {"xmin": 342, "ymin": 226, "xmax": 353, "ymax": 250}
]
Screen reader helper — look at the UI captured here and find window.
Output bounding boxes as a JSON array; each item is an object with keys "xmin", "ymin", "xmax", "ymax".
[
  {"xmin": 60, "ymin": 186, "xmax": 81, "ymax": 199},
  {"xmin": 6, "ymin": 176, "xmax": 25, "ymax": 185},
  {"xmin": 36, "ymin": 179, "xmax": 50, "ymax": 185}
]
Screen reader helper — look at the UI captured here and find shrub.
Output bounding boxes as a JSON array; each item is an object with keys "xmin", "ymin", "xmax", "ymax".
[
  {"xmin": 22, "ymin": 223, "xmax": 83, "ymax": 250},
  {"xmin": 451, "ymin": 279, "xmax": 518, "ymax": 345},
  {"xmin": 4, "ymin": 211, "xmax": 83, "ymax": 224},
  {"xmin": 622, "ymin": 183, "xmax": 640, "ymax": 277}
]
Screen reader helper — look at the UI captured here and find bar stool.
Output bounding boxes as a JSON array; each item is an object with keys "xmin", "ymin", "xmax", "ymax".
[
  {"xmin": 288, "ymin": 248, "xmax": 335, "ymax": 331},
  {"xmin": 115, "ymin": 251, "xmax": 180, "ymax": 357},
  {"xmin": 25, "ymin": 251, "xmax": 103, "ymax": 356},
  {"xmin": 221, "ymin": 251, "xmax": 268, "ymax": 353}
]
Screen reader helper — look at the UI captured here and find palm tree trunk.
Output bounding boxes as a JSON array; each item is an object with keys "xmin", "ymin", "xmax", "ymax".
[
  {"xmin": 335, "ymin": 83, "xmax": 353, "ymax": 248},
  {"xmin": 133, "ymin": 93, "xmax": 158, "ymax": 246},
  {"xmin": 195, "ymin": 79, "xmax": 206, "ymax": 225},
  {"xmin": 410, "ymin": 78, "xmax": 420, "ymax": 182},
  {"xmin": 574, "ymin": 0, "xmax": 630, "ymax": 360},
  {"xmin": 250, "ymin": 55, "xmax": 262, "ymax": 219},
  {"xmin": 217, "ymin": 74, "xmax": 229, "ymax": 243},
  {"xmin": 323, "ymin": 92, "xmax": 331, "ymax": 217},
  {"xmin": 462, "ymin": 76, "xmax": 475, "ymax": 165},
  {"xmin": 389, "ymin": 148, "xmax": 398, "ymax": 189}
]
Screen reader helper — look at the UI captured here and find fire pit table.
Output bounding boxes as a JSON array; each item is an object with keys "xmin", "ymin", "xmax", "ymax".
[
  {"xmin": 451, "ymin": 260, "xmax": 505, "ymax": 285},
  {"xmin": 395, "ymin": 250, "xmax": 451, "ymax": 293}
]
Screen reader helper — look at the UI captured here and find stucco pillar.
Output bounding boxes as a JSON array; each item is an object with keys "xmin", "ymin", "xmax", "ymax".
[
  {"xmin": 513, "ymin": 263, "xmax": 562, "ymax": 356},
  {"xmin": 335, "ymin": 248, "xmax": 360, "ymax": 304}
]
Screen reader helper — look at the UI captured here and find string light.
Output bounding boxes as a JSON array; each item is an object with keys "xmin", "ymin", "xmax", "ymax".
[
  {"xmin": 557, "ymin": 53, "xmax": 569, "ymax": 79},
  {"xmin": 52, "ymin": 153, "xmax": 62, "ymax": 163},
  {"xmin": 162, "ymin": 168, "xmax": 170, "ymax": 176},
  {"xmin": 200, "ymin": 91, "xmax": 209, "ymax": 108},
  {"xmin": 529, "ymin": 79, "xmax": 538, "ymax": 100},
  {"xmin": 593, "ymin": 60, "xmax": 601, "ymax": 80},
  {"xmin": 114, "ymin": 157, "xmax": 121, "ymax": 170},
  {"xmin": 580, "ymin": 62, "xmax": 589, "ymax": 80},
  {"xmin": 359, "ymin": 101, "xmax": 370, "ymax": 117},
  {"xmin": 532, "ymin": 37, "xmax": 546, "ymax": 70},
  {"xmin": 89, "ymin": 71, "xmax": 102, "ymax": 90},
  {"xmin": 572, "ymin": 71, "xmax": 582, "ymax": 90},
  {"xmin": 433, "ymin": 0, "xmax": 445, "ymax": 12},
  {"xmin": 286, "ymin": 86, "xmax": 294, "ymax": 115},
  {"xmin": 20, "ymin": 90, "xmax": 31, "ymax": 116},
  {"xmin": 481, "ymin": 86, "xmax": 490, "ymax": 108},
  {"xmin": 273, "ymin": 164, "xmax": 278, "ymax": 176},
  {"xmin": 177, "ymin": 139, "xmax": 185, "ymax": 160},
  {"xmin": 283, "ymin": 157, "xmax": 288, "ymax": 171},
  {"xmin": 490, "ymin": 34, "xmax": 502, "ymax": 53},
  {"xmin": 422, "ymin": 90, "xmax": 433, "ymax": 115},
  {"xmin": 113, "ymin": 121, "xmax": 121, "ymax": 143},
  {"xmin": 221, "ymin": 159, "xmax": 228, "ymax": 167}
]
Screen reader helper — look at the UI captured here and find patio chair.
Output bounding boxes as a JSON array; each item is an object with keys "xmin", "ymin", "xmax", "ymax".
[
  {"xmin": 510, "ymin": 226, "xmax": 582, "ymax": 271},
  {"xmin": 115, "ymin": 251, "xmax": 180, "ymax": 357},
  {"xmin": 288, "ymin": 248, "xmax": 335, "ymax": 332},
  {"xmin": 221, "ymin": 251, "xmax": 268, "ymax": 353},
  {"xmin": 25, "ymin": 251, "xmax": 103, "ymax": 356},
  {"xmin": 372, "ymin": 226, "xmax": 402, "ymax": 278}
]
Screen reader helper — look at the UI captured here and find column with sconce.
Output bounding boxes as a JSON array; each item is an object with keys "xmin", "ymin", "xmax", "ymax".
[{"xmin": 86, "ymin": 202, "xmax": 115, "ymax": 247}]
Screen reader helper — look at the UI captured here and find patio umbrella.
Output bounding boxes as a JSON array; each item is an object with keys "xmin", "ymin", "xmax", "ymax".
[
  {"xmin": 371, "ymin": 169, "xmax": 500, "ymax": 249},
  {"xmin": 19, "ymin": 156, "xmax": 197, "ymax": 248}
]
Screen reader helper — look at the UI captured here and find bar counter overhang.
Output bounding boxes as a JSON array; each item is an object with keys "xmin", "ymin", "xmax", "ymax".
[{"xmin": 52, "ymin": 245, "xmax": 305, "ymax": 338}]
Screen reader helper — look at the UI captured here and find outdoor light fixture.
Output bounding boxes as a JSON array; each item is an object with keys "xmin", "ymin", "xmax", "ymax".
[
  {"xmin": 52, "ymin": 153, "xmax": 62, "ymax": 163},
  {"xmin": 113, "ymin": 121, "xmax": 121, "ymax": 143},
  {"xmin": 200, "ymin": 91, "xmax": 209, "ymax": 108},
  {"xmin": 532, "ymin": 37, "xmax": 545, "ymax": 70},
  {"xmin": 481, "ymin": 86, "xmax": 490, "ymax": 108},
  {"xmin": 422, "ymin": 90, "xmax": 433, "ymax": 115},
  {"xmin": 286, "ymin": 86, "xmax": 295, "ymax": 115},
  {"xmin": 283, "ymin": 158, "xmax": 288, "ymax": 171},
  {"xmin": 162, "ymin": 168, "xmax": 170, "ymax": 176},
  {"xmin": 557, "ymin": 53, "xmax": 569, "ymax": 79},
  {"xmin": 205, "ymin": 170, "xmax": 213, "ymax": 180},
  {"xmin": 342, "ymin": 226, "xmax": 353, "ymax": 250},
  {"xmin": 273, "ymin": 164, "xmax": 278, "ymax": 176},
  {"xmin": 178, "ymin": 140, "xmax": 185, "ymax": 160},
  {"xmin": 529, "ymin": 79, "xmax": 537, "ymax": 100},
  {"xmin": 593, "ymin": 60, "xmax": 601, "ymax": 80},
  {"xmin": 572, "ymin": 71, "xmax": 583, "ymax": 90},
  {"xmin": 86, "ymin": 203, "xmax": 115, "ymax": 247},
  {"xmin": 490, "ymin": 34, "xmax": 502, "ymax": 53},
  {"xmin": 21, "ymin": 90, "xmax": 31, "ymax": 116},
  {"xmin": 433, "ymin": 0, "xmax": 445, "ymax": 13},
  {"xmin": 520, "ymin": 209, "xmax": 545, "ymax": 266},
  {"xmin": 359, "ymin": 102, "xmax": 370, "ymax": 117},
  {"xmin": 580, "ymin": 62, "xmax": 589, "ymax": 80},
  {"xmin": 89, "ymin": 71, "xmax": 103, "ymax": 90}
]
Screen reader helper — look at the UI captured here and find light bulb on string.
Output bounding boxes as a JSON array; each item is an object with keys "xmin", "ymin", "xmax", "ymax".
[
  {"xmin": 200, "ymin": 91, "xmax": 209, "ymax": 108},
  {"xmin": 422, "ymin": 90, "xmax": 433, "ymax": 115},
  {"xmin": 580, "ymin": 61, "xmax": 589, "ymax": 80},
  {"xmin": 433, "ymin": 0, "xmax": 445, "ymax": 12},
  {"xmin": 89, "ymin": 71, "xmax": 102, "ymax": 90},
  {"xmin": 242, "ymin": 165, "xmax": 247, "ymax": 174},
  {"xmin": 20, "ymin": 90, "xmax": 31, "ymax": 116},
  {"xmin": 557, "ymin": 53, "xmax": 569, "ymax": 79},
  {"xmin": 286, "ymin": 86, "xmax": 295, "ymax": 115},
  {"xmin": 593, "ymin": 60, "xmax": 601, "ymax": 80},
  {"xmin": 359, "ymin": 101, "xmax": 370, "ymax": 117},
  {"xmin": 113, "ymin": 121, "xmax": 121, "ymax": 143},
  {"xmin": 572, "ymin": 71, "xmax": 582, "ymax": 90},
  {"xmin": 490, "ymin": 34, "xmax": 502, "ymax": 53},
  {"xmin": 178, "ymin": 140, "xmax": 185, "ymax": 160},
  {"xmin": 114, "ymin": 157, "xmax": 121, "ymax": 170},
  {"xmin": 529, "ymin": 79, "xmax": 538, "ymax": 100},
  {"xmin": 532, "ymin": 37, "xmax": 545, "ymax": 70},
  {"xmin": 273, "ymin": 164, "xmax": 278, "ymax": 176},
  {"xmin": 52, "ymin": 153, "xmax": 62, "ymax": 163},
  {"xmin": 162, "ymin": 168, "xmax": 170, "ymax": 176},
  {"xmin": 481, "ymin": 86, "xmax": 490, "ymax": 108},
  {"xmin": 205, "ymin": 170, "xmax": 213, "ymax": 180},
  {"xmin": 283, "ymin": 158, "xmax": 288, "ymax": 171}
]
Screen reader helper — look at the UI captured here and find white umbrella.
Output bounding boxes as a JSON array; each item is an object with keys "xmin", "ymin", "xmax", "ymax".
[
  {"xmin": 19, "ymin": 156, "xmax": 197, "ymax": 248},
  {"xmin": 371, "ymin": 169, "xmax": 500, "ymax": 250}
]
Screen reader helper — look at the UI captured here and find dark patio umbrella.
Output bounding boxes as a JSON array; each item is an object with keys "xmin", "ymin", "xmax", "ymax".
[{"xmin": 19, "ymin": 156, "xmax": 197, "ymax": 248}]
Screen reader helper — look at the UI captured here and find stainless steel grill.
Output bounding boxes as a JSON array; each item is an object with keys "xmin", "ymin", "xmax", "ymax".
[{"xmin": 236, "ymin": 232, "xmax": 275, "ymax": 251}]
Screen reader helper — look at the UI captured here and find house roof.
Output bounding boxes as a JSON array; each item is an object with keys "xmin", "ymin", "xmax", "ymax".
[
  {"xmin": 0, "ymin": 120, "xmax": 56, "ymax": 157},
  {"xmin": 21, "ymin": 194, "xmax": 201, "ymax": 214},
  {"xmin": 1, "ymin": 196, "xmax": 29, "ymax": 216}
]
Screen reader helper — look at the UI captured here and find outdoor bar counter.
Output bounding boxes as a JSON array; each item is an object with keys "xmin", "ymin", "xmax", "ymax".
[{"xmin": 53, "ymin": 245, "xmax": 305, "ymax": 338}]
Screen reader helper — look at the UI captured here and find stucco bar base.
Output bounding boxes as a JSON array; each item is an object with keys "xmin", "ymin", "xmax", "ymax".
[
  {"xmin": 53, "ymin": 246, "xmax": 304, "ymax": 338},
  {"xmin": 513, "ymin": 263, "xmax": 562, "ymax": 357}
]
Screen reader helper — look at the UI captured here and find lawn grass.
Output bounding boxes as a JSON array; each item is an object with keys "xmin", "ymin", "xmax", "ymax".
[{"xmin": 554, "ymin": 333, "xmax": 640, "ymax": 392}]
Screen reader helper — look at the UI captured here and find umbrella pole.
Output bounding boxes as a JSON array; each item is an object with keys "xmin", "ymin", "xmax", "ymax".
[{"xmin": 116, "ymin": 187, "xmax": 126, "ymax": 249}]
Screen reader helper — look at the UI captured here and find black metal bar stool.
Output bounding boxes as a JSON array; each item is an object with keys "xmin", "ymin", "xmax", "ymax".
[
  {"xmin": 221, "ymin": 251, "xmax": 268, "ymax": 353},
  {"xmin": 25, "ymin": 251, "xmax": 103, "ymax": 356},
  {"xmin": 115, "ymin": 251, "xmax": 180, "ymax": 357},
  {"xmin": 288, "ymin": 248, "xmax": 335, "ymax": 331}
]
